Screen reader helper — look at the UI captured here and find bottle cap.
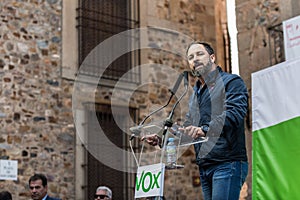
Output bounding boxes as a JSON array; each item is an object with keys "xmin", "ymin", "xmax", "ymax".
[{"xmin": 168, "ymin": 137, "xmax": 174, "ymax": 142}]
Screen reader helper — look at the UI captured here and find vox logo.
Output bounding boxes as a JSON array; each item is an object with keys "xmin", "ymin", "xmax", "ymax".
[
  {"xmin": 136, "ymin": 170, "xmax": 162, "ymax": 193},
  {"xmin": 134, "ymin": 163, "xmax": 165, "ymax": 198}
]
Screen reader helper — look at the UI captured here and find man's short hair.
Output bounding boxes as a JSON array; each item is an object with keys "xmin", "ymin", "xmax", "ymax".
[
  {"xmin": 29, "ymin": 173, "xmax": 48, "ymax": 187},
  {"xmin": 0, "ymin": 191, "xmax": 12, "ymax": 200},
  {"xmin": 96, "ymin": 186, "xmax": 112, "ymax": 198},
  {"xmin": 186, "ymin": 41, "xmax": 215, "ymax": 56}
]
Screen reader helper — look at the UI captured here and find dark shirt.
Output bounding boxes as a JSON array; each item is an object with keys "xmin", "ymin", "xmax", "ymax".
[{"xmin": 184, "ymin": 67, "xmax": 248, "ymax": 168}]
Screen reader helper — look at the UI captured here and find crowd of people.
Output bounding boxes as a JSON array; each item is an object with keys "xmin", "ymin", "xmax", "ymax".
[{"xmin": 0, "ymin": 173, "xmax": 112, "ymax": 200}]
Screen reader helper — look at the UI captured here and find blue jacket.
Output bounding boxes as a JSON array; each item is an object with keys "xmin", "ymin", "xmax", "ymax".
[
  {"xmin": 184, "ymin": 67, "xmax": 248, "ymax": 168},
  {"xmin": 46, "ymin": 195, "xmax": 61, "ymax": 200}
]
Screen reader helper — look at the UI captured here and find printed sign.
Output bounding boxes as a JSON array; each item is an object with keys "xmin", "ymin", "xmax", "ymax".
[
  {"xmin": 0, "ymin": 160, "xmax": 18, "ymax": 180},
  {"xmin": 135, "ymin": 163, "xmax": 165, "ymax": 198},
  {"xmin": 283, "ymin": 15, "xmax": 300, "ymax": 60}
]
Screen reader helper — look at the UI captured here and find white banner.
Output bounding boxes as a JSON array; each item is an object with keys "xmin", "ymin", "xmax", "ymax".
[
  {"xmin": 135, "ymin": 163, "xmax": 165, "ymax": 198},
  {"xmin": 283, "ymin": 15, "xmax": 300, "ymax": 60},
  {"xmin": 251, "ymin": 58, "xmax": 300, "ymax": 131}
]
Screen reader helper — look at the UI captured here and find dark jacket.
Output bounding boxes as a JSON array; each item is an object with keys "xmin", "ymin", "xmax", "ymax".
[
  {"xmin": 46, "ymin": 195, "xmax": 61, "ymax": 200},
  {"xmin": 184, "ymin": 67, "xmax": 248, "ymax": 168}
]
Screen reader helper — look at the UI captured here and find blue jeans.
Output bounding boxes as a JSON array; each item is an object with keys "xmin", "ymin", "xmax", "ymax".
[{"xmin": 199, "ymin": 161, "xmax": 248, "ymax": 200}]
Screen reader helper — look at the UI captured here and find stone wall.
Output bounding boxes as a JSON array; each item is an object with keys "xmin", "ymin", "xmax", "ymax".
[
  {"xmin": 236, "ymin": 0, "xmax": 281, "ymax": 89},
  {"xmin": 236, "ymin": 1, "xmax": 282, "ymax": 199},
  {"xmin": 0, "ymin": 0, "xmax": 74, "ymax": 199}
]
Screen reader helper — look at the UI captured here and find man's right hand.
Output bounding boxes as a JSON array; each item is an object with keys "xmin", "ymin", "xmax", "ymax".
[{"xmin": 141, "ymin": 134, "xmax": 162, "ymax": 146}]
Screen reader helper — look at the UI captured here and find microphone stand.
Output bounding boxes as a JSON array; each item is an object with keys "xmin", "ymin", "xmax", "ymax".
[
  {"xmin": 160, "ymin": 81, "xmax": 189, "ymax": 163},
  {"xmin": 128, "ymin": 72, "xmax": 186, "ymax": 168},
  {"xmin": 129, "ymin": 71, "xmax": 189, "ymax": 168}
]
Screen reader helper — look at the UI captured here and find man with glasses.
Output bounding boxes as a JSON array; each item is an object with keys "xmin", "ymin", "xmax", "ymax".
[
  {"xmin": 94, "ymin": 186, "xmax": 112, "ymax": 200},
  {"xmin": 28, "ymin": 173, "xmax": 61, "ymax": 200}
]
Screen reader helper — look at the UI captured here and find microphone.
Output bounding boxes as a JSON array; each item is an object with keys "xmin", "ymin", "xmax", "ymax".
[
  {"xmin": 130, "ymin": 72, "xmax": 185, "ymax": 140},
  {"xmin": 164, "ymin": 72, "xmax": 189, "ymax": 131},
  {"xmin": 169, "ymin": 72, "xmax": 184, "ymax": 95},
  {"xmin": 160, "ymin": 73, "xmax": 189, "ymax": 150},
  {"xmin": 183, "ymin": 71, "xmax": 189, "ymax": 87}
]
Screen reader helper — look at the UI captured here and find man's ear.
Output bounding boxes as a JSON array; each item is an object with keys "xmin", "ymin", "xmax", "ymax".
[{"xmin": 210, "ymin": 54, "xmax": 216, "ymax": 62}]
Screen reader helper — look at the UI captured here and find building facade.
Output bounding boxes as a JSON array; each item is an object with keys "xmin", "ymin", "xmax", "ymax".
[{"xmin": 1, "ymin": 0, "xmax": 299, "ymax": 199}]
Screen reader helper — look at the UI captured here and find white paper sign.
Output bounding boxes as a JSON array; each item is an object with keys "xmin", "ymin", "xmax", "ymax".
[
  {"xmin": 283, "ymin": 15, "xmax": 300, "ymax": 60},
  {"xmin": 135, "ymin": 163, "xmax": 165, "ymax": 198},
  {"xmin": 0, "ymin": 160, "xmax": 18, "ymax": 180}
]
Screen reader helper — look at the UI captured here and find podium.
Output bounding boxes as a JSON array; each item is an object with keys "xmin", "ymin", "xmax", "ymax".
[
  {"xmin": 129, "ymin": 71, "xmax": 208, "ymax": 199},
  {"xmin": 131, "ymin": 120, "xmax": 208, "ymax": 199}
]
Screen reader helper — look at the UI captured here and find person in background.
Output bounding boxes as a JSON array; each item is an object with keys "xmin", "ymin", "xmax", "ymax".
[
  {"xmin": 0, "ymin": 191, "xmax": 12, "ymax": 200},
  {"xmin": 28, "ymin": 173, "xmax": 61, "ymax": 200},
  {"xmin": 142, "ymin": 41, "xmax": 248, "ymax": 200},
  {"xmin": 94, "ymin": 186, "xmax": 112, "ymax": 200}
]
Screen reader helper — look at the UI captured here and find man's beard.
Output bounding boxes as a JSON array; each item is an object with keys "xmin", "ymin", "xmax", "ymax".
[{"xmin": 191, "ymin": 60, "xmax": 213, "ymax": 77}]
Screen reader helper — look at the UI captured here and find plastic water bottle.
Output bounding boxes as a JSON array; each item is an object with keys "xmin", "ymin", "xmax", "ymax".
[{"xmin": 166, "ymin": 137, "xmax": 177, "ymax": 168}]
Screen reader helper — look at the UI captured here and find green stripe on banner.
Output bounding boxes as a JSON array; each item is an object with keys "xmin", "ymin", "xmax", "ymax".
[{"xmin": 253, "ymin": 116, "xmax": 300, "ymax": 200}]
